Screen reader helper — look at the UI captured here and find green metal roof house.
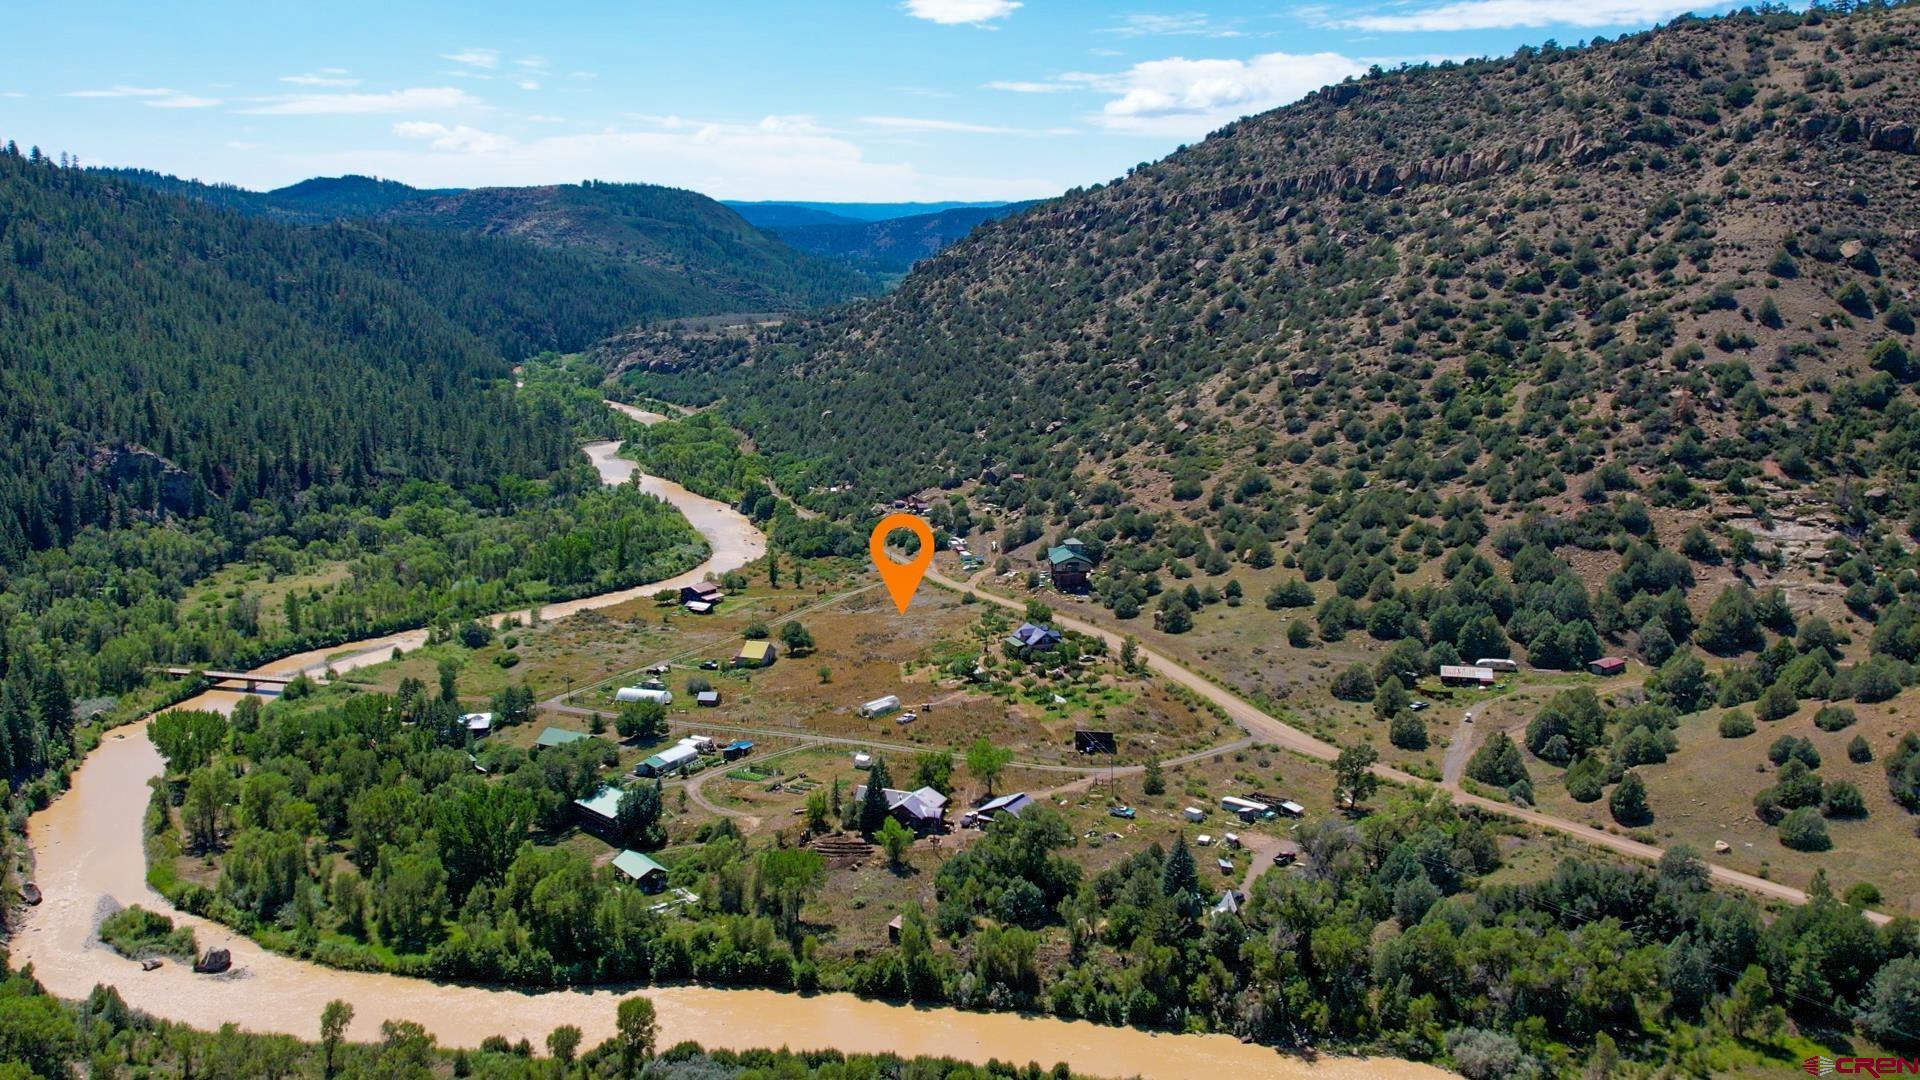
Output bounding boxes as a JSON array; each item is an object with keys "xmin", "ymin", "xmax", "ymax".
[
  {"xmin": 536, "ymin": 726, "xmax": 592, "ymax": 749},
  {"xmin": 573, "ymin": 784, "xmax": 624, "ymax": 833},
  {"xmin": 611, "ymin": 849, "xmax": 668, "ymax": 893}
]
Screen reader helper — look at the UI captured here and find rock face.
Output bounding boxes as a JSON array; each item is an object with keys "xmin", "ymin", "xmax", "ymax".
[
  {"xmin": 193, "ymin": 947, "xmax": 231, "ymax": 974},
  {"xmin": 94, "ymin": 444, "xmax": 198, "ymax": 517}
]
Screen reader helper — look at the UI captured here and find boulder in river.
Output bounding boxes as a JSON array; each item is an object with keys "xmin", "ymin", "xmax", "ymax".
[{"xmin": 193, "ymin": 948, "xmax": 231, "ymax": 974}]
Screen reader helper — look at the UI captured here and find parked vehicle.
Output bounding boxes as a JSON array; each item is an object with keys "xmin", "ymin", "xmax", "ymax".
[{"xmin": 1108, "ymin": 805, "xmax": 1136, "ymax": 819}]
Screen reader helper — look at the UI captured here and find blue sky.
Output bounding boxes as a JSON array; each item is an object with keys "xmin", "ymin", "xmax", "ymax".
[{"xmin": 5, "ymin": 0, "xmax": 1740, "ymax": 201}]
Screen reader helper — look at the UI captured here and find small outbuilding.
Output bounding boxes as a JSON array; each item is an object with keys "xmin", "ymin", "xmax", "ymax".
[
  {"xmin": 975, "ymin": 792, "xmax": 1033, "ymax": 821},
  {"xmin": 636, "ymin": 741, "xmax": 700, "ymax": 777},
  {"xmin": 733, "ymin": 640, "xmax": 776, "ymax": 668},
  {"xmin": 696, "ymin": 690, "xmax": 721, "ymax": 707},
  {"xmin": 1475, "ymin": 658, "xmax": 1520, "ymax": 673},
  {"xmin": 1439, "ymin": 665, "xmax": 1497, "ymax": 688},
  {"xmin": 722, "ymin": 740, "xmax": 754, "ymax": 761},
  {"xmin": 612, "ymin": 849, "xmax": 669, "ymax": 893},
  {"xmin": 859, "ymin": 696, "xmax": 901, "ymax": 719},
  {"xmin": 616, "ymin": 686, "xmax": 673, "ymax": 705},
  {"xmin": 1589, "ymin": 656, "xmax": 1628, "ymax": 677}
]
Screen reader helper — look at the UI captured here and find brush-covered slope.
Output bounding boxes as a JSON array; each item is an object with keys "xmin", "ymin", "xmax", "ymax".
[{"xmin": 631, "ymin": 4, "xmax": 1918, "ymax": 524}]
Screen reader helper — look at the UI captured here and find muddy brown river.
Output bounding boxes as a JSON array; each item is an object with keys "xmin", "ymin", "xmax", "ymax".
[{"xmin": 12, "ymin": 436, "xmax": 1442, "ymax": 1079}]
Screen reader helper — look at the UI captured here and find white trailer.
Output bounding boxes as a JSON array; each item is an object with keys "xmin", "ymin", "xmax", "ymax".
[{"xmin": 616, "ymin": 687, "xmax": 673, "ymax": 705}]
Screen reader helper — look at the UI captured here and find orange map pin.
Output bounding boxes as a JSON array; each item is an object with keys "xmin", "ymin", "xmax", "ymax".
[{"xmin": 870, "ymin": 512, "xmax": 934, "ymax": 614}]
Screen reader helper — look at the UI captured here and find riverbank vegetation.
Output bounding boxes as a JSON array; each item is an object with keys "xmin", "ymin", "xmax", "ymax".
[{"xmin": 0, "ymin": 962, "xmax": 1088, "ymax": 1079}]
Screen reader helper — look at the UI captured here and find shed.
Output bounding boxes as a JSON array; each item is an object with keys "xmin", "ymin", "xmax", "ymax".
[
  {"xmin": 852, "ymin": 751, "xmax": 874, "ymax": 768},
  {"xmin": 1439, "ymin": 665, "xmax": 1497, "ymax": 687},
  {"xmin": 976, "ymin": 792, "xmax": 1033, "ymax": 821},
  {"xmin": 1221, "ymin": 795, "xmax": 1269, "ymax": 820},
  {"xmin": 733, "ymin": 640, "xmax": 776, "ymax": 668},
  {"xmin": 535, "ymin": 727, "xmax": 592, "ymax": 749},
  {"xmin": 722, "ymin": 740, "xmax": 754, "ymax": 761},
  {"xmin": 1589, "ymin": 656, "xmax": 1627, "ymax": 677},
  {"xmin": 1184, "ymin": 806, "xmax": 1206, "ymax": 822},
  {"xmin": 696, "ymin": 690, "xmax": 721, "ymax": 707},
  {"xmin": 461, "ymin": 712, "xmax": 494, "ymax": 736},
  {"xmin": 611, "ymin": 849, "xmax": 669, "ymax": 893},
  {"xmin": 684, "ymin": 600, "xmax": 714, "ymax": 614},
  {"xmin": 858, "ymin": 696, "xmax": 901, "ymax": 719},
  {"xmin": 616, "ymin": 687, "xmax": 673, "ymax": 705},
  {"xmin": 1276, "ymin": 800, "xmax": 1306, "ymax": 818}
]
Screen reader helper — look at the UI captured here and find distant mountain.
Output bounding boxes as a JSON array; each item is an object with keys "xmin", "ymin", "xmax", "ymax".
[
  {"xmin": 726, "ymin": 200, "xmax": 1012, "ymax": 225},
  {"xmin": 266, "ymin": 174, "xmax": 459, "ymax": 218},
  {"xmin": 99, "ymin": 171, "xmax": 874, "ymax": 311},
  {"xmin": 384, "ymin": 182, "xmax": 873, "ymax": 309},
  {"xmin": 766, "ymin": 201, "xmax": 1041, "ymax": 275},
  {"xmin": 89, "ymin": 169, "xmax": 458, "ymax": 223}
]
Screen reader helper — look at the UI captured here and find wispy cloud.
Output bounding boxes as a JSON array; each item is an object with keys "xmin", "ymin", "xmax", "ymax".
[
  {"xmin": 902, "ymin": 0, "xmax": 1021, "ymax": 26},
  {"xmin": 1328, "ymin": 0, "xmax": 1721, "ymax": 32},
  {"xmin": 859, "ymin": 115, "xmax": 1076, "ymax": 136},
  {"xmin": 1098, "ymin": 13, "xmax": 1245, "ymax": 38},
  {"xmin": 514, "ymin": 56, "xmax": 549, "ymax": 69},
  {"xmin": 1066, "ymin": 51, "xmax": 1366, "ymax": 136},
  {"xmin": 984, "ymin": 80, "xmax": 1077, "ymax": 94},
  {"xmin": 65, "ymin": 85, "xmax": 222, "ymax": 108},
  {"xmin": 281, "ymin": 70, "xmax": 359, "ymax": 87},
  {"xmin": 392, "ymin": 120, "xmax": 514, "ymax": 153},
  {"xmin": 518, "ymin": 80, "xmax": 541, "ymax": 90},
  {"xmin": 242, "ymin": 87, "xmax": 481, "ymax": 115},
  {"xmin": 441, "ymin": 47, "xmax": 500, "ymax": 68}
]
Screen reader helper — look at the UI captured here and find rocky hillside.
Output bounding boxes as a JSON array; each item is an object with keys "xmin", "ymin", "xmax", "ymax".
[{"xmin": 617, "ymin": 3, "xmax": 1920, "ymax": 677}]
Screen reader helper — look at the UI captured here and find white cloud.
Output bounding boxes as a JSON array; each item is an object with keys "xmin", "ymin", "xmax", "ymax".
[
  {"xmin": 392, "ymin": 121, "xmax": 515, "ymax": 153},
  {"xmin": 518, "ymin": 79, "xmax": 542, "ymax": 91},
  {"xmin": 282, "ymin": 71, "xmax": 360, "ymax": 87},
  {"xmin": 514, "ymin": 56, "xmax": 549, "ymax": 69},
  {"xmin": 242, "ymin": 87, "xmax": 482, "ymax": 115},
  {"xmin": 1068, "ymin": 51, "xmax": 1367, "ymax": 136},
  {"xmin": 441, "ymin": 48, "xmax": 500, "ymax": 68},
  {"xmin": 984, "ymin": 80, "xmax": 1076, "ymax": 93},
  {"xmin": 1330, "ymin": 0, "xmax": 1720, "ymax": 32},
  {"xmin": 282, "ymin": 114, "xmax": 1054, "ymax": 201},
  {"xmin": 64, "ymin": 85, "xmax": 221, "ymax": 108},
  {"xmin": 902, "ymin": 0, "xmax": 1021, "ymax": 26},
  {"xmin": 859, "ymin": 115, "xmax": 1076, "ymax": 136}
]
